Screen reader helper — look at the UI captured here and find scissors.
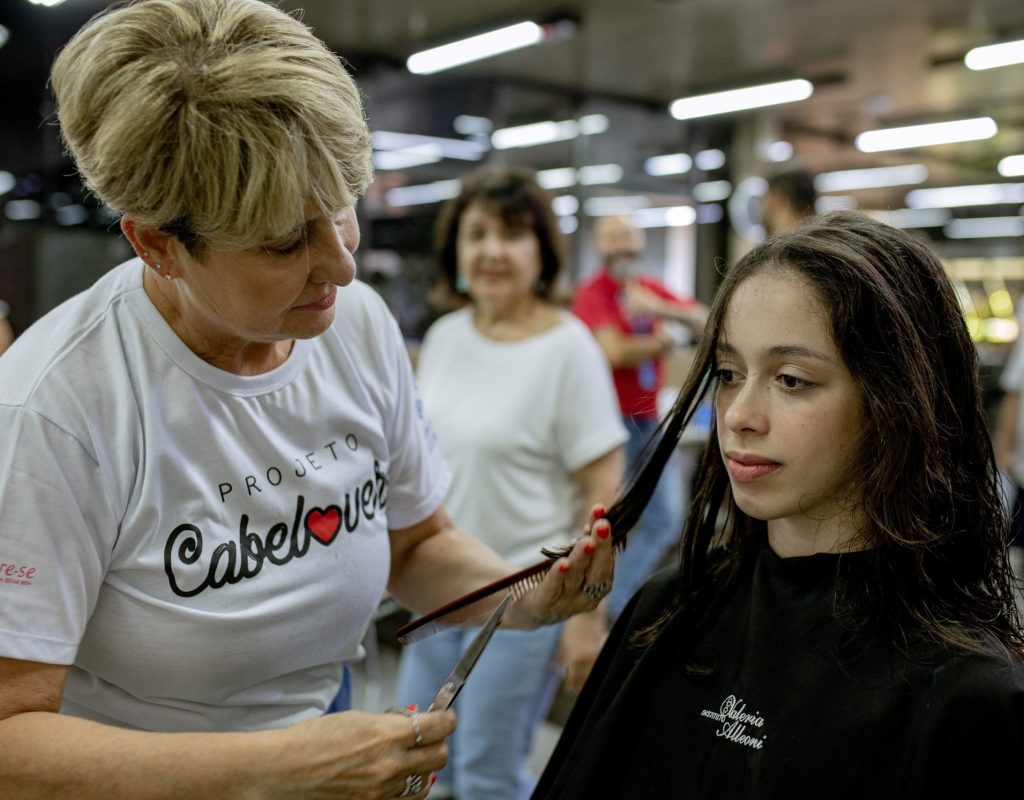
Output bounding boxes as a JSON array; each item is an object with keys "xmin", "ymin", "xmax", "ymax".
[{"xmin": 428, "ymin": 591, "xmax": 514, "ymax": 711}]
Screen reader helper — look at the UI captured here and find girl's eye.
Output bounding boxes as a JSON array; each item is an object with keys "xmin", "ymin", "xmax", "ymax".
[
  {"xmin": 779, "ymin": 373, "xmax": 812, "ymax": 390},
  {"xmin": 714, "ymin": 367, "xmax": 737, "ymax": 384}
]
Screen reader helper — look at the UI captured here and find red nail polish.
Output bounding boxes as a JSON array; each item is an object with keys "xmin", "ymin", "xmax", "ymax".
[
  {"xmin": 584, "ymin": 543, "xmax": 596, "ymax": 555},
  {"xmin": 596, "ymin": 521, "xmax": 610, "ymax": 539},
  {"xmin": 559, "ymin": 561, "xmax": 571, "ymax": 573},
  {"xmin": 592, "ymin": 505, "xmax": 605, "ymax": 520},
  {"xmin": 406, "ymin": 703, "xmax": 418, "ymax": 711},
  {"xmin": 431, "ymin": 774, "xmax": 438, "ymax": 786}
]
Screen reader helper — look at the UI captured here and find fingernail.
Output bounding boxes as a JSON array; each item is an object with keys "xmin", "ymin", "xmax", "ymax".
[
  {"xmin": 431, "ymin": 774, "xmax": 438, "ymax": 786},
  {"xmin": 593, "ymin": 505, "xmax": 605, "ymax": 520},
  {"xmin": 596, "ymin": 521, "xmax": 610, "ymax": 539},
  {"xmin": 406, "ymin": 703, "xmax": 418, "ymax": 711},
  {"xmin": 559, "ymin": 561, "xmax": 571, "ymax": 573},
  {"xmin": 584, "ymin": 543, "xmax": 596, "ymax": 555}
]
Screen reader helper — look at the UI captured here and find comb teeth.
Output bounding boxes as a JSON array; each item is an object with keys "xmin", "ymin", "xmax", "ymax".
[{"xmin": 510, "ymin": 571, "xmax": 546, "ymax": 598}]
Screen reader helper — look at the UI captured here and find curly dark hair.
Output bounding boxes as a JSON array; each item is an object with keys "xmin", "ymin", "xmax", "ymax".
[
  {"xmin": 603, "ymin": 210, "xmax": 1023, "ymax": 659},
  {"xmin": 433, "ymin": 165, "xmax": 565, "ymax": 302}
]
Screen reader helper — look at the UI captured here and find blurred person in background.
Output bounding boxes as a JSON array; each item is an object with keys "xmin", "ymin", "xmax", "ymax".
[
  {"xmin": 0, "ymin": 2, "xmax": 615, "ymax": 797},
  {"xmin": 572, "ymin": 214, "xmax": 707, "ymax": 620},
  {"xmin": 759, "ymin": 167, "xmax": 818, "ymax": 236},
  {"xmin": 534, "ymin": 212, "xmax": 1024, "ymax": 799},
  {"xmin": 396, "ymin": 166, "xmax": 626, "ymax": 800},
  {"xmin": 0, "ymin": 299, "xmax": 14, "ymax": 356}
]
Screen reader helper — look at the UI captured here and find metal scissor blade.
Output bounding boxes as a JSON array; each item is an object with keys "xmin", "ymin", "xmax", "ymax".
[{"xmin": 428, "ymin": 592, "xmax": 513, "ymax": 711}]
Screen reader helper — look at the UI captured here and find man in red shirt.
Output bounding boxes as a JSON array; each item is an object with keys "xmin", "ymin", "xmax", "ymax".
[{"xmin": 572, "ymin": 215, "xmax": 707, "ymax": 618}]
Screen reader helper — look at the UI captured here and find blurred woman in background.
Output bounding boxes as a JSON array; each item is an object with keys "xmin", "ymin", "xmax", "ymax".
[{"xmin": 396, "ymin": 166, "xmax": 626, "ymax": 800}]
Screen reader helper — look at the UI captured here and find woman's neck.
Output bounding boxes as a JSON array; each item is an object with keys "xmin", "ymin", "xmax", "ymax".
[
  {"xmin": 766, "ymin": 509, "xmax": 869, "ymax": 558},
  {"xmin": 143, "ymin": 267, "xmax": 293, "ymax": 375},
  {"xmin": 472, "ymin": 295, "xmax": 560, "ymax": 342}
]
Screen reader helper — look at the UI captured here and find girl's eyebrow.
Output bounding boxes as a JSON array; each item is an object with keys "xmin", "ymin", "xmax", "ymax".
[{"xmin": 716, "ymin": 341, "xmax": 835, "ymax": 364}]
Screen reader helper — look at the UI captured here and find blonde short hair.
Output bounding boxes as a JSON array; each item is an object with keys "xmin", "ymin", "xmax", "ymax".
[{"xmin": 51, "ymin": 0, "xmax": 373, "ymax": 253}]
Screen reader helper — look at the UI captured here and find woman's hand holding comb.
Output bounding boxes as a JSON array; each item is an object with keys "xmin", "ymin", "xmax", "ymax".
[{"xmin": 504, "ymin": 505, "xmax": 615, "ymax": 629}]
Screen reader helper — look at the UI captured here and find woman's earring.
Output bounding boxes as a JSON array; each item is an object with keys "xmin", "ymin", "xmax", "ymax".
[
  {"xmin": 455, "ymin": 275, "xmax": 469, "ymax": 294},
  {"xmin": 154, "ymin": 262, "xmax": 172, "ymax": 281},
  {"xmin": 535, "ymin": 278, "xmax": 548, "ymax": 294}
]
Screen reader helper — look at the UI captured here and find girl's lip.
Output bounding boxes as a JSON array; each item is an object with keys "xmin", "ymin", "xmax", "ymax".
[
  {"xmin": 725, "ymin": 455, "xmax": 781, "ymax": 482},
  {"xmin": 296, "ymin": 289, "xmax": 337, "ymax": 310}
]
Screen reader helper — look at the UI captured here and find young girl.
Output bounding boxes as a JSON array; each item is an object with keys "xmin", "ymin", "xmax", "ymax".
[{"xmin": 534, "ymin": 211, "xmax": 1024, "ymax": 799}]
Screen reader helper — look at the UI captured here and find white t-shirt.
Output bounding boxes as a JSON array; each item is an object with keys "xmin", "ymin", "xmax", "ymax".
[
  {"xmin": 417, "ymin": 308, "xmax": 626, "ymax": 568},
  {"xmin": 0, "ymin": 260, "xmax": 450, "ymax": 732}
]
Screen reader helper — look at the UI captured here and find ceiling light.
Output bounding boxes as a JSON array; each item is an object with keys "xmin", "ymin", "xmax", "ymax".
[
  {"xmin": 669, "ymin": 79, "xmax": 813, "ymax": 121},
  {"xmin": 491, "ymin": 114, "xmax": 608, "ymax": 150},
  {"xmin": 645, "ymin": 153, "xmax": 692, "ymax": 177},
  {"xmin": 765, "ymin": 141, "xmax": 793, "ymax": 162},
  {"xmin": 815, "ymin": 164, "xmax": 928, "ymax": 192},
  {"xmin": 408, "ymin": 21, "xmax": 544, "ymax": 75},
  {"xmin": 5, "ymin": 199, "xmax": 42, "ymax": 220},
  {"xmin": 583, "ymin": 196, "xmax": 651, "ymax": 216},
  {"xmin": 633, "ymin": 206, "xmax": 697, "ymax": 229},
  {"xmin": 578, "ymin": 164, "xmax": 623, "ymax": 185},
  {"xmin": 551, "ymin": 195, "xmax": 579, "ymax": 216},
  {"xmin": 906, "ymin": 183, "xmax": 1024, "ymax": 208},
  {"xmin": 945, "ymin": 216, "xmax": 1024, "ymax": 239},
  {"xmin": 867, "ymin": 208, "xmax": 951, "ymax": 228},
  {"xmin": 537, "ymin": 168, "xmax": 578, "ymax": 190},
  {"xmin": 695, "ymin": 149, "xmax": 726, "ymax": 171},
  {"xmin": 28, "ymin": 0, "xmax": 68, "ymax": 6},
  {"xmin": 965, "ymin": 38, "xmax": 1024, "ymax": 71},
  {"xmin": 371, "ymin": 131, "xmax": 486, "ymax": 161},
  {"xmin": 0, "ymin": 25, "xmax": 9, "ymax": 50},
  {"xmin": 453, "ymin": 115, "xmax": 493, "ymax": 135},
  {"xmin": 559, "ymin": 216, "xmax": 579, "ymax": 234},
  {"xmin": 0, "ymin": 171, "xmax": 15, "ymax": 196},
  {"xmin": 693, "ymin": 180, "xmax": 732, "ymax": 203},
  {"xmin": 697, "ymin": 204, "xmax": 725, "ymax": 224},
  {"xmin": 999, "ymin": 155, "xmax": 1024, "ymax": 178},
  {"xmin": 385, "ymin": 180, "xmax": 461, "ymax": 207},
  {"xmin": 373, "ymin": 148, "xmax": 442, "ymax": 171},
  {"xmin": 815, "ymin": 196, "xmax": 858, "ymax": 212},
  {"xmin": 855, "ymin": 117, "xmax": 997, "ymax": 152}
]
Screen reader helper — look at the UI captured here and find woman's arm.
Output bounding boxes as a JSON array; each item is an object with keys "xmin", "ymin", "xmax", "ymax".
[
  {"xmin": 556, "ymin": 446, "xmax": 625, "ymax": 692},
  {"xmin": 0, "ymin": 656, "xmax": 453, "ymax": 799},
  {"xmin": 387, "ymin": 505, "xmax": 614, "ymax": 631}
]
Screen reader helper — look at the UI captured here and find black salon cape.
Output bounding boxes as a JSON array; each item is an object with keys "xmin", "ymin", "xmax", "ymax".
[{"xmin": 533, "ymin": 546, "xmax": 1024, "ymax": 799}]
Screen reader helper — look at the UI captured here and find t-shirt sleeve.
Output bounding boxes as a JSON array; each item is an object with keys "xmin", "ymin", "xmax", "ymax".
[
  {"xmin": 0, "ymin": 406, "xmax": 116, "ymax": 664},
  {"xmin": 571, "ymin": 282, "xmax": 621, "ymax": 332},
  {"xmin": 375, "ymin": 310, "xmax": 452, "ymax": 530},
  {"xmin": 554, "ymin": 324, "xmax": 628, "ymax": 473},
  {"xmin": 641, "ymin": 277, "xmax": 697, "ymax": 309}
]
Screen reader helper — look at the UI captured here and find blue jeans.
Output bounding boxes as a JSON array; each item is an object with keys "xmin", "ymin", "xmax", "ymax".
[
  {"xmin": 607, "ymin": 415, "xmax": 686, "ymax": 619},
  {"xmin": 395, "ymin": 623, "xmax": 562, "ymax": 800}
]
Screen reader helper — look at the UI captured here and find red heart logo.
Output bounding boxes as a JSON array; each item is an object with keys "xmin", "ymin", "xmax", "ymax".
[{"xmin": 305, "ymin": 506, "xmax": 342, "ymax": 545}]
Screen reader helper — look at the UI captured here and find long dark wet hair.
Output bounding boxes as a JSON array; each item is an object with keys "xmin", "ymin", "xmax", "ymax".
[{"xmin": 604, "ymin": 210, "xmax": 1023, "ymax": 658}]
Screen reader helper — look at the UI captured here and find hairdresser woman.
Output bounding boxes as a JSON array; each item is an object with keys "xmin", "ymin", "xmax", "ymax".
[{"xmin": 0, "ymin": 2, "xmax": 613, "ymax": 798}]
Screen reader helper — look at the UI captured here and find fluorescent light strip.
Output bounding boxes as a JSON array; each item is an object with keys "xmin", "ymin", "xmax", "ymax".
[
  {"xmin": 815, "ymin": 196, "xmax": 857, "ymax": 213},
  {"xmin": 372, "ymin": 131, "xmax": 486, "ymax": 161},
  {"xmin": 669, "ymin": 79, "xmax": 812, "ymax": 121},
  {"xmin": 385, "ymin": 180, "xmax": 461, "ymax": 207},
  {"xmin": 633, "ymin": 206, "xmax": 697, "ymax": 228},
  {"xmin": 965, "ymin": 39, "xmax": 1024, "ymax": 71},
  {"xmin": 695, "ymin": 149, "xmax": 726, "ymax": 171},
  {"xmin": 645, "ymin": 153, "xmax": 692, "ymax": 177},
  {"xmin": 906, "ymin": 183, "xmax": 1024, "ymax": 209},
  {"xmin": 855, "ymin": 117, "xmax": 997, "ymax": 152},
  {"xmin": 578, "ymin": 164, "xmax": 623, "ymax": 185},
  {"xmin": 551, "ymin": 195, "xmax": 579, "ymax": 216},
  {"xmin": 693, "ymin": 180, "xmax": 732, "ymax": 203},
  {"xmin": 407, "ymin": 21, "xmax": 543, "ymax": 75},
  {"xmin": 583, "ymin": 196, "xmax": 651, "ymax": 216},
  {"xmin": 373, "ymin": 148, "xmax": 442, "ymax": 171},
  {"xmin": 945, "ymin": 217, "xmax": 1024, "ymax": 239},
  {"xmin": 867, "ymin": 208, "xmax": 950, "ymax": 228},
  {"xmin": 537, "ymin": 168, "xmax": 577, "ymax": 190},
  {"xmin": 815, "ymin": 164, "xmax": 928, "ymax": 192},
  {"xmin": 491, "ymin": 114, "xmax": 608, "ymax": 150},
  {"xmin": 999, "ymin": 155, "xmax": 1024, "ymax": 178}
]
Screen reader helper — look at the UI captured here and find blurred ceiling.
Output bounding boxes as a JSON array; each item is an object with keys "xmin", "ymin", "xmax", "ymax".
[{"xmin": 1, "ymin": 0, "xmax": 1023, "ymax": 231}]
